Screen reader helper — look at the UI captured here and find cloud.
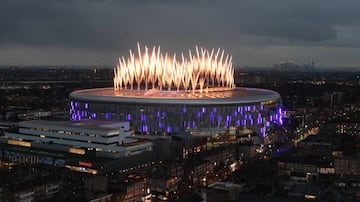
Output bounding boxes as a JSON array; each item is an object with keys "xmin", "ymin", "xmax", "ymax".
[
  {"xmin": 0, "ymin": 0, "xmax": 360, "ymax": 66},
  {"xmin": 0, "ymin": 0, "xmax": 134, "ymax": 49}
]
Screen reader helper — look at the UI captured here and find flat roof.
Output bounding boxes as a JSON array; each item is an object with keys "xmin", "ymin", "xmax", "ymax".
[
  {"xmin": 69, "ymin": 87, "xmax": 280, "ymax": 105},
  {"xmin": 19, "ymin": 120, "xmax": 127, "ymax": 132},
  {"xmin": 208, "ymin": 182, "xmax": 243, "ymax": 191}
]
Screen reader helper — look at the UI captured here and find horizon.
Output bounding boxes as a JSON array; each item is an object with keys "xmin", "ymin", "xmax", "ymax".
[{"xmin": 0, "ymin": 64, "xmax": 359, "ymax": 71}]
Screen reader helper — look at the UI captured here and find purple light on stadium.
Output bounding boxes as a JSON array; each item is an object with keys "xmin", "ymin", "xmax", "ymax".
[
  {"xmin": 226, "ymin": 115, "xmax": 231, "ymax": 121},
  {"xmin": 209, "ymin": 112, "xmax": 214, "ymax": 118},
  {"xmin": 279, "ymin": 108, "xmax": 283, "ymax": 125},
  {"xmin": 142, "ymin": 125, "xmax": 148, "ymax": 132},
  {"xmin": 209, "ymin": 113, "xmax": 215, "ymax": 123},
  {"xmin": 85, "ymin": 103, "xmax": 89, "ymax": 109},
  {"xmin": 266, "ymin": 121, "xmax": 270, "ymax": 127},
  {"xmin": 202, "ymin": 107, "xmax": 206, "ymax": 113},
  {"xmin": 166, "ymin": 126, "xmax": 171, "ymax": 133}
]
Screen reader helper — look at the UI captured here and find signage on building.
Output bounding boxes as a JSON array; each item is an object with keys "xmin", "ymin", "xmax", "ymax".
[{"xmin": 79, "ymin": 161, "xmax": 92, "ymax": 167}]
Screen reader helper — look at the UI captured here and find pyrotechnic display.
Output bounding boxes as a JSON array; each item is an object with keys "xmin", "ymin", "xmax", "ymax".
[
  {"xmin": 70, "ymin": 42, "xmax": 282, "ymax": 136},
  {"xmin": 113, "ymin": 43, "xmax": 235, "ymax": 93}
]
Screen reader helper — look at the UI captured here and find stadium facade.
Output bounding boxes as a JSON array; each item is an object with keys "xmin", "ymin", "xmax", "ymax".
[{"xmin": 69, "ymin": 87, "xmax": 282, "ymax": 137}]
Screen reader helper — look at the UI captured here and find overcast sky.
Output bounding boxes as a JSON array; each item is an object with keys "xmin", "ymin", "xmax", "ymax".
[{"xmin": 1, "ymin": 0, "xmax": 360, "ymax": 68}]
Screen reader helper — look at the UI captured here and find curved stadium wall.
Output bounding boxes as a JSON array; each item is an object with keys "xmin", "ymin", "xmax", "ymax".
[{"xmin": 69, "ymin": 87, "xmax": 282, "ymax": 137}]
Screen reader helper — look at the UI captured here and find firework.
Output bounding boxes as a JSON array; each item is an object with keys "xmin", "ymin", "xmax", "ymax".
[{"xmin": 114, "ymin": 43, "xmax": 235, "ymax": 93}]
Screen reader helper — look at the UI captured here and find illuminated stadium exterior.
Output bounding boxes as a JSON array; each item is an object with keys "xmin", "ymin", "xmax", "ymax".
[{"xmin": 69, "ymin": 44, "xmax": 282, "ymax": 137}]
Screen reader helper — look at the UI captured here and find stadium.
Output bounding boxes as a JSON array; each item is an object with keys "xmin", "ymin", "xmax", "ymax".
[{"xmin": 69, "ymin": 44, "xmax": 282, "ymax": 137}]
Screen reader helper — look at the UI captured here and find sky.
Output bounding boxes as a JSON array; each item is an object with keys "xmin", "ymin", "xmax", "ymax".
[{"xmin": 1, "ymin": 0, "xmax": 360, "ymax": 68}]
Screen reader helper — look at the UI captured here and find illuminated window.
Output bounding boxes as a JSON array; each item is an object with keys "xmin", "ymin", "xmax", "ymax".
[
  {"xmin": 8, "ymin": 139, "xmax": 31, "ymax": 147},
  {"xmin": 65, "ymin": 165, "xmax": 97, "ymax": 174},
  {"xmin": 305, "ymin": 194, "xmax": 316, "ymax": 200},
  {"xmin": 69, "ymin": 148, "xmax": 85, "ymax": 155}
]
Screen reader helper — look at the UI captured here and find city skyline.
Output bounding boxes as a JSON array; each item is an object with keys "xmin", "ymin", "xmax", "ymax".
[
  {"xmin": 0, "ymin": 64, "xmax": 359, "ymax": 201},
  {"xmin": 1, "ymin": 0, "xmax": 360, "ymax": 68}
]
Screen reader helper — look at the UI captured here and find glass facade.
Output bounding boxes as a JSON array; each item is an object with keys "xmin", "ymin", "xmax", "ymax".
[{"xmin": 69, "ymin": 98, "xmax": 282, "ymax": 137}]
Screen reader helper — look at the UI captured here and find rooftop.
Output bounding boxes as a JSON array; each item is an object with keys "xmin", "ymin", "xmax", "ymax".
[
  {"xmin": 19, "ymin": 120, "xmax": 128, "ymax": 132},
  {"xmin": 208, "ymin": 181, "xmax": 244, "ymax": 191},
  {"xmin": 70, "ymin": 87, "xmax": 280, "ymax": 105}
]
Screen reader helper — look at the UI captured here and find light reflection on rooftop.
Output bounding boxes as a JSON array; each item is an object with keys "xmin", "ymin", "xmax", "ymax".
[{"xmin": 70, "ymin": 87, "xmax": 280, "ymax": 105}]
